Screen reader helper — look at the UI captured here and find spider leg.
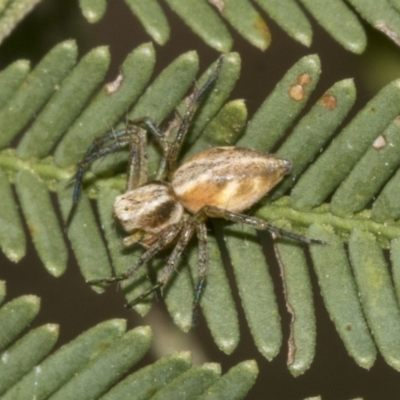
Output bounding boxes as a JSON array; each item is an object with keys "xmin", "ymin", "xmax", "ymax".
[
  {"xmin": 166, "ymin": 56, "xmax": 224, "ymax": 176},
  {"xmin": 192, "ymin": 221, "xmax": 208, "ymax": 325},
  {"xmin": 88, "ymin": 222, "xmax": 184, "ymax": 286},
  {"xmin": 66, "ymin": 135, "xmax": 131, "ymax": 227},
  {"xmin": 126, "ymin": 219, "xmax": 195, "ymax": 308},
  {"xmin": 193, "ymin": 221, "xmax": 208, "ymax": 306},
  {"xmin": 126, "ymin": 127, "xmax": 148, "ymax": 191},
  {"xmin": 197, "ymin": 206, "xmax": 325, "ymax": 244},
  {"xmin": 127, "ymin": 117, "xmax": 167, "ymax": 151}
]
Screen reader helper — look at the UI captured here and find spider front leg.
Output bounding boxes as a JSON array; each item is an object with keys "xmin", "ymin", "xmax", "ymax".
[
  {"xmin": 88, "ymin": 222, "xmax": 184, "ymax": 286},
  {"xmin": 125, "ymin": 219, "xmax": 196, "ymax": 308},
  {"xmin": 197, "ymin": 206, "xmax": 325, "ymax": 245},
  {"xmin": 166, "ymin": 56, "xmax": 224, "ymax": 176},
  {"xmin": 66, "ymin": 129, "xmax": 133, "ymax": 227}
]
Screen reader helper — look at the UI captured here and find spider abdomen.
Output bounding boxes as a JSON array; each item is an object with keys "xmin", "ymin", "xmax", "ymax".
[{"xmin": 172, "ymin": 147, "xmax": 291, "ymax": 214}]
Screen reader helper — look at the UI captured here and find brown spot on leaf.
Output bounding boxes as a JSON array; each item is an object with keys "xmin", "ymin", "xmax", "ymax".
[
  {"xmin": 297, "ymin": 73, "xmax": 311, "ymax": 86},
  {"xmin": 289, "ymin": 84, "xmax": 305, "ymax": 101},
  {"xmin": 320, "ymin": 94, "xmax": 337, "ymax": 110}
]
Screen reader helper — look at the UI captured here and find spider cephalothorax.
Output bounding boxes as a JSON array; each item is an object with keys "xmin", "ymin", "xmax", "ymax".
[{"xmin": 69, "ymin": 56, "xmax": 320, "ymax": 316}]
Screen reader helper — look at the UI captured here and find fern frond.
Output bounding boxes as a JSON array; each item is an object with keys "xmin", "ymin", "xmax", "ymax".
[
  {"xmin": 3, "ymin": 43, "xmax": 400, "ymax": 377},
  {"xmin": 0, "ymin": 284, "xmax": 258, "ymax": 399},
  {"xmin": 78, "ymin": 0, "xmax": 400, "ymax": 53}
]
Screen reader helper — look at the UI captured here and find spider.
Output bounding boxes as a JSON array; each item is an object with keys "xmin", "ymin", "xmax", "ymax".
[{"xmin": 68, "ymin": 56, "xmax": 321, "ymax": 315}]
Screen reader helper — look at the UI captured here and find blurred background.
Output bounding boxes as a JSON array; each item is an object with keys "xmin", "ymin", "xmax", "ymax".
[{"xmin": 2, "ymin": 1, "xmax": 400, "ymax": 398}]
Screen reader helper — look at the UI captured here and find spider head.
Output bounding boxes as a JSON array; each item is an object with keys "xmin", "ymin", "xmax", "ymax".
[{"xmin": 114, "ymin": 182, "xmax": 184, "ymax": 246}]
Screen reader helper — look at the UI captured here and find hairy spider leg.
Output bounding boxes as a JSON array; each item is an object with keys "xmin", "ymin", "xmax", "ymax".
[
  {"xmin": 88, "ymin": 222, "xmax": 184, "ymax": 286},
  {"xmin": 126, "ymin": 127, "xmax": 148, "ymax": 191},
  {"xmin": 127, "ymin": 117, "xmax": 166, "ymax": 150},
  {"xmin": 125, "ymin": 117, "xmax": 170, "ymax": 181},
  {"xmin": 126, "ymin": 218, "xmax": 196, "ymax": 308},
  {"xmin": 198, "ymin": 206, "xmax": 325, "ymax": 244},
  {"xmin": 166, "ymin": 56, "xmax": 224, "ymax": 176},
  {"xmin": 66, "ymin": 134, "xmax": 132, "ymax": 227},
  {"xmin": 192, "ymin": 221, "xmax": 208, "ymax": 325}
]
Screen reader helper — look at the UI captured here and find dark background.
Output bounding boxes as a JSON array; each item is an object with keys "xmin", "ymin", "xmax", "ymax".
[{"xmin": 1, "ymin": 1, "xmax": 400, "ymax": 399}]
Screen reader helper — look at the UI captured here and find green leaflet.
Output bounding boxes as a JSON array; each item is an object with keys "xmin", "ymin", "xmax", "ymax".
[
  {"xmin": 0, "ymin": 295, "xmax": 40, "ymax": 350},
  {"xmin": 124, "ymin": 0, "xmax": 170, "ymax": 45},
  {"xmin": 298, "ymin": 0, "xmax": 367, "ymax": 53},
  {"xmin": 0, "ymin": 324, "xmax": 59, "ymax": 396},
  {"xmin": 225, "ymin": 224, "xmax": 282, "ymax": 361},
  {"xmin": 209, "ymin": 0, "xmax": 271, "ymax": 51},
  {"xmin": 0, "ymin": 40, "xmax": 78, "ymax": 149},
  {"xmin": 78, "ymin": 0, "xmax": 107, "ymax": 23}
]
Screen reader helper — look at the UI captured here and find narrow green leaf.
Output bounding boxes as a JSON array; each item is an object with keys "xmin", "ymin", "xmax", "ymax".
[
  {"xmin": 348, "ymin": 0, "xmax": 400, "ymax": 47},
  {"xmin": 0, "ymin": 0, "xmax": 42, "ymax": 45},
  {"xmin": 0, "ymin": 170, "xmax": 25, "ymax": 262},
  {"xmin": 201, "ymin": 99, "xmax": 247, "ymax": 145},
  {"xmin": 0, "ymin": 40, "xmax": 78, "ymax": 148},
  {"xmin": 225, "ymin": 225, "xmax": 282, "ymax": 361},
  {"xmin": 0, "ymin": 281, "xmax": 5, "ymax": 306},
  {"xmin": 0, "ymin": 59, "xmax": 30, "ymax": 110},
  {"xmin": 0, "ymin": 295, "xmax": 40, "ymax": 350},
  {"xmin": 184, "ymin": 53, "xmax": 241, "ymax": 148},
  {"xmin": 349, "ymin": 229, "xmax": 400, "ymax": 371},
  {"xmin": 55, "ymin": 42, "xmax": 156, "ymax": 167},
  {"xmin": 3, "ymin": 319, "xmax": 127, "ymax": 400},
  {"xmin": 291, "ymin": 79, "xmax": 400, "ymax": 210},
  {"xmin": 79, "ymin": 0, "xmax": 107, "ymax": 23},
  {"xmin": 298, "ymin": 0, "xmax": 367, "ymax": 53},
  {"xmin": 49, "ymin": 326, "xmax": 152, "ymax": 400},
  {"xmin": 238, "ymin": 55, "xmax": 321, "ymax": 151},
  {"xmin": 15, "ymin": 170, "xmax": 67, "ymax": 276},
  {"xmin": 151, "ymin": 363, "xmax": 221, "ymax": 400},
  {"xmin": 124, "ymin": 0, "xmax": 170, "ymax": 45},
  {"xmin": 100, "ymin": 352, "xmax": 192, "ymax": 400},
  {"xmin": 129, "ymin": 51, "xmax": 199, "ymax": 124},
  {"xmin": 255, "ymin": 0, "xmax": 312, "ymax": 46},
  {"xmin": 331, "ymin": 118, "xmax": 400, "ymax": 216},
  {"xmin": 211, "ymin": 0, "xmax": 271, "ymax": 50},
  {"xmin": 372, "ymin": 166, "xmax": 400, "ymax": 222},
  {"xmin": 185, "ymin": 98, "xmax": 247, "ymax": 160},
  {"xmin": 0, "ymin": 324, "xmax": 59, "ymax": 396},
  {"xmin": 198, "ymin": 360, "xmax": 258, "ymax": 400},
  {"xmin": 17, "ymin": 46, "xmax": 111, "ymax": 159},
  {"xmin": 97, "ymin": 186, "xmax": 152, "ymax": 316},
  {"xmin": 274, "ymin": 236, "xmax": 316, "ymax": 376},
  {"xmin": 309, "ymin": 224, "xmax": 377, "ymax": 369},
  {"xmin": 57, "ymin": 181, "xmax": 112, "ymax": 288},
  {"xmin": 163, "ymin": 246, "xmax": 195, "ymax": 332},
  {"xmin": 164, "ymin": 0, "xmax": 232, "ymax": 52},
  {"xmin": 272, "ymin": 79, "xmax": 356, "ymax": 199},
  {"xmin": 195, "ymin": 228, "xmax": 239, "ymax": 355}
]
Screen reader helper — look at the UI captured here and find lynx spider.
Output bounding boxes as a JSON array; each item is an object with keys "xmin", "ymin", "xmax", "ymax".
[{"xmin": 69, "ymin": 57, "xmax": 320, "ymax": 314}]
